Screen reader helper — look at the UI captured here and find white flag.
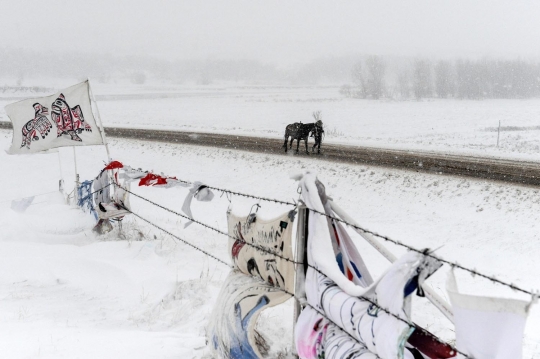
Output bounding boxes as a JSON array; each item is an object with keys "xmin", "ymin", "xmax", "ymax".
[
  {"xmin": 447, "ymin": 270, "xmax": 529, "ymax": 359},
  {"xmin": 5, "ymin": 80, "xmax": 104, "ymax": 154}
]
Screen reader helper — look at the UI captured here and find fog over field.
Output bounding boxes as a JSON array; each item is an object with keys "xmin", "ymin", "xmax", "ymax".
[{"xmin": 1, "ymin": 1, "xmax": 540, "ymax": 94}]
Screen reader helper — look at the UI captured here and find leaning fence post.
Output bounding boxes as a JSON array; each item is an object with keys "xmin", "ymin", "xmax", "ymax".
[{"xmin": 293, "ymin": 205, "xmax": 308, "ymax": 358}]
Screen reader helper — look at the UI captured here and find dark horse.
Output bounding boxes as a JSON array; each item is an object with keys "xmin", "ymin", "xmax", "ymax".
[{"xmin": 283, "ymin": 121, "xmax": 324, "ymax": 154}]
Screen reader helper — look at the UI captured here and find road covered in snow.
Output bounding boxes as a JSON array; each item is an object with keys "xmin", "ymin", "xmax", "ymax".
[{"xmin": 1, "ymin": 127, "xmax": 539, "ymax": 357}]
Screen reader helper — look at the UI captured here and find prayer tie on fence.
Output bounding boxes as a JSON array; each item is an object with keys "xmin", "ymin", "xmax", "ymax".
[
  {"xmin": 207, "ymin": 210, "xmax": 296, "ymax": 359},
  {"xmin": 295, "ymin": 171, "xmax": 459, "ymax": 359}
]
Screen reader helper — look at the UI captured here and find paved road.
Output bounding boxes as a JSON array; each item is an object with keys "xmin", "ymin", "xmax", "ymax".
[{"xmin": 2, "ymin": 121, "xmax": 540, "ymax": 186}]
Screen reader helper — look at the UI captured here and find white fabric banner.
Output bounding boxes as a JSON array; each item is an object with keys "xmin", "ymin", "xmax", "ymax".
[
  {"xmin": 207, "ymin": 271, "xmax": 291, "ymax": 359},
  {"xmin": 227, "ymin": 210, "xmax": 296, "ymax": 293},
  {"xmin": 294, "ymin": 171, "xmax": 448, "ymax": 359},
  {"xmin": 447, "ymin": 271, "xmax": 530, "ymax": 359},
  {"xmin": 207, "ymin": 210, "xmax": 296, "ymax": 358},
  {"xmin": 5, "ymin": 80, "xmax": 104, "ymax": 154}
]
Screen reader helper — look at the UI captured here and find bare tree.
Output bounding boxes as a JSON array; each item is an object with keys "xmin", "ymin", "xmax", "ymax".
[
  {"xmin": 456, "ymin": 59, "xmax": 481, "ymax": 99},
  {"xmin": 435, "ymin": 60, "xmax": 454, "ymax": 98},
  {"xmin": 396, "ymin": 65, "xmax": 411, "ymax": 99},
  {"xmin": 413, "ymin": 59, "xmax": 433, "ymax": 99},
  {"xmin": 339, "ymin": 84, "xmax": 353, "ymax": 98},
  {"xmin": 365, "ymin": 55, "xmax": 386, "ymax": 99},
  {"xmin": 351, "ymin": 62, "xmax": 368, "ymax": 98}
]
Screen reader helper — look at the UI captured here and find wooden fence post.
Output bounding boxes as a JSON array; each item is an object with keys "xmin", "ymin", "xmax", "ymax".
[{"xmin": 293, "ymin": 205, "xmax": 308, "ymax": 358}]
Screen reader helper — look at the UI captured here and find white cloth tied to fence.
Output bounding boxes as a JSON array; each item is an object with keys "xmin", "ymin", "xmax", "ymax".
[
  {"xmin": 297, "ymin": 252, "xmax": 441, "ymax": 359},
  {"xmin": 207, "ymin": 210, "xmax": 295, "ymax": 359},
  {"xmin": 181, "ymin": 181, "xmax": 214, "ymax": 228},
  {"xmin": 208, "ymin": 271, "xmax": 291, "ymax": 359},
  {"xmin": 5, "ymin": 80, "xmax": 104, "ymax": 154},
  {"xmin": 447, "ymin": 271, "xmax": 530, "ymax": 359},
  {"xmin": 120, "ymin": 165, "xmax": 148, "ymax": 182},
  {"xmin": 93, "ymin": 168, "xmax": 131, "ymax": 220},
  {"xmin": 294, "ymin": 171, "xmax": 443, "ymax": 359}
]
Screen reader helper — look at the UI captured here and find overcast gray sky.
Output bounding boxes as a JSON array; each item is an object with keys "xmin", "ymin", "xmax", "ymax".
[{"xmin": 1, "ymin": 0, "xmax": 540, "ymax": 64}]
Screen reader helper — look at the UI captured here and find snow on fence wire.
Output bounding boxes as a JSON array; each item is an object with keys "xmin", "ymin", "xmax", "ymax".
[
  {"xmin": 114, "ymin": 172, "xmax": 539, "ymax": 300},
  {"xmin": 113, "ymin": 183, "xmax": 470, "ymax": 359}
]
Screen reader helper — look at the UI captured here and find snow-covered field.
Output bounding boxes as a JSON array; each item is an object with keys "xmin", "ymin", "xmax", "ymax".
[
  {"xmin": 1, "ymin": 124, "xmax": 540, "ymax": 358},
  {"xmin": 96, "ymin": 86, "xmax": 540, "ymax": 162}
]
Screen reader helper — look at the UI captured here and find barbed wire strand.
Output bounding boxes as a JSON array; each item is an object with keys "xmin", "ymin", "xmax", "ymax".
[
  {"xmin": 115, "ymin": 183, "xmax": 298, "ymax": 265},
  {"xmin": 84, "ymin": 182, "xmax": 113, "ymax": 198},
  {"xmin": 206, "ymin": 184, "xmax": 295, "ymax": 206},
  {"xmin": 117, "ymin": 174, "xmax": 538, "ymax": 298},
  {"xmin": 114, "ymin": 183, "xmax": 469, "ymax": 358},
  {"xmin": 307, "ymin": 206, "xmax": 536, "ymax": 297},
  {"xmin": 211, "ymin": 176, "xmax": 538, "ymax": 297},
  {"xmin": 124, "ymin": 207, "xmax": 376, "ymax": 353},
  {"xmin": 124, "ymin": 206, "xmax": 469, "ymax": 359},
  {"xmin": 127, "ymin": 209, "xmax": 232, "ymax": 267},
  {"xmin": 122, "ymin": 168, "xmax": 295, "ymax": 207}
]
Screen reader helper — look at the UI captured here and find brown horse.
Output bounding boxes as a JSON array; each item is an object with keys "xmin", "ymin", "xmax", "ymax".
[
  {"xmin": 283, "ymin": 111, "xmax": 324, "ymax": 154},
  {"xmin": 283, "ymin": 122, "xmax": 317, "ymax": 154}
]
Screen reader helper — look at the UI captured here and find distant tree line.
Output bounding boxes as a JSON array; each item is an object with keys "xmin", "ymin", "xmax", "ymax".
[
  {"xmin": 1, "ymin": 47, "xmax": 539, "ymax": 96},
  {"xmin": 342, "ymin": 56, "xmax": 540, "ymax": 100}
]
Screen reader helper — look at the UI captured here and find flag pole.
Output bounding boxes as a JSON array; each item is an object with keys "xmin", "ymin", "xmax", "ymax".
[
  {"xmin": 57, "ymin": 151, "xmax": 64, "ymax": 194},
  {"xmin": 72, "ymin": 146, "xmax": 79, "ymax": 204},
  {"xmin": 87, "ymin": 79, "xmax": 111, "ymax": 162}
]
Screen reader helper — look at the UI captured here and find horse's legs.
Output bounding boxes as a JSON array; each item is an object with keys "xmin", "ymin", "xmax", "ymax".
[
  {"xmin": 283, "ymin": 135, "xmax": 289, "ymax": 152},
  {"xmin": 290, "ymin": 137, "xmax": 294, "ymax": 150},
  {"xmin": 295, "ymin": 139, "xmax": 300, "ymax": 153},
  {"xmin": 304, "ymin": 137, "xmax": 310, "ymax": 154}
]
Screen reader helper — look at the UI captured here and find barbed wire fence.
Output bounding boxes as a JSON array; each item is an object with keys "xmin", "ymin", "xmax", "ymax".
[
  {"xmin": 114, "ymin": 173, "xmax": 539, "ymax": 299},
  {"xmin": 119, "ymin": 191, "xmax": 468, "ymax": 358},
  {"xmin": 91, "ymin": 169, "xmax": 539, "ymax": 358}
]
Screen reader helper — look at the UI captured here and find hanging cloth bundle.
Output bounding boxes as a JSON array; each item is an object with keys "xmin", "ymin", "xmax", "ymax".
[
  {"xmin": 181, "ymin": 182, "xmax": 214, "ymax": 228},
  {"xmin": 77, "ymin": 180, "xmax": 97, "ymax": 219}
]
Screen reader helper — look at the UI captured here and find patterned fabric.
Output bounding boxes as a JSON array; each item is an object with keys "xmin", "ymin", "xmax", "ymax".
[
  {"xmin": 208, "ymin": 271, "xmax": 291, "ymax": 359},
  {"xmin": 296, "ymin": 252, "xmax": 438, "ymax": 359},
  {"xmin": 77, "ymin": 180, "xmax": 97, "ymax": 220},
  {"xmin": 207, "ymin": 210, "xmax": 296, "ymax": 359},
  {"xmin": 93, "ymin": 164, "xmax": 131, "ymax": 220},
  {"xmin": 294, "ymin": 171, "xmax": 442, "ymax": 359},
  {"xmin": 5, "ymin": 81, "xmax": 104, "ymax": 154}
]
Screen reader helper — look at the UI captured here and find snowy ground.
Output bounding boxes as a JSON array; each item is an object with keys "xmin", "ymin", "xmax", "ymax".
[
  {"xmin": 3, "ymin": 85, "xmax": 540, "ymax": 162},
  {"xmin": 95, "ymin": 86, "xmax": 540, "ymax": 162},
  {"xmin": 1, "ymin": 127, "xmax": 539, "ymax": 358}
]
